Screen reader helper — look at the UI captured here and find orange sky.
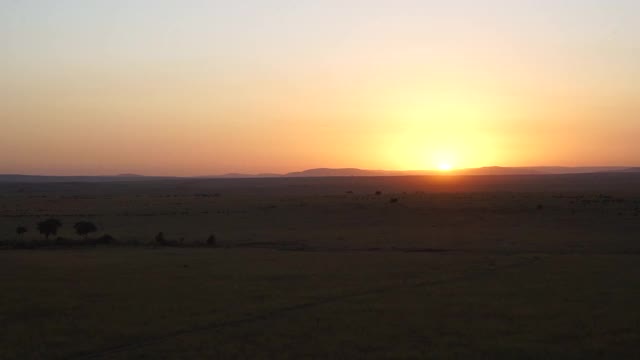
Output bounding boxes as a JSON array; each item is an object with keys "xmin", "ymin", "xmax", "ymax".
[{"xmin": 1, "ymin": 1, "xmax": 639, "ymax": 175}]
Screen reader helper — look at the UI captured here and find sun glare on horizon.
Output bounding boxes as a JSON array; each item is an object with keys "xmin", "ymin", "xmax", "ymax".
[
  {"xmin": 438, "ymin": 163, "xmax": 454, "ymax": 172},
  {"xmin": 432, "ymin": 150, "xmax": 457, "ymax": 172}
]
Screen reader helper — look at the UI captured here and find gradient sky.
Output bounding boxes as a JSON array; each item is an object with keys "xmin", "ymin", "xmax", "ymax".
[{"xmin": 2, "ymin": 0, "xmax": 639, "ymax": 175}]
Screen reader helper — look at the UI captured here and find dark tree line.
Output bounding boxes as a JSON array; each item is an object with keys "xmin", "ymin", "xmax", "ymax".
[
  {"xmin": 12, "ymin": 218, "xmax": 97, "ymax": 242},
  {"xmin": 7, "ymin": 219, "xmax": 218, "ymax": 248}
]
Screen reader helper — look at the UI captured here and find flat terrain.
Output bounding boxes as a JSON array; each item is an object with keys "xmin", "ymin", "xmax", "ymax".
[{"xmin": 1, "ymin": 174, "xmax": 640, "ymax": 358}]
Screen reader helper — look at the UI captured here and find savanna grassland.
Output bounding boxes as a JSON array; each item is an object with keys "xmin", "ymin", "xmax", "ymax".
[{"xmin": 2, "ymin": 174, "xmax": 640, "ymax": 359}]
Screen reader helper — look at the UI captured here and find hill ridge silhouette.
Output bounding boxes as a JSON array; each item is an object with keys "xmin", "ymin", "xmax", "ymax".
[{"xmin": 1, "ymin": 166, "xmax": 636, "ymax": 182}]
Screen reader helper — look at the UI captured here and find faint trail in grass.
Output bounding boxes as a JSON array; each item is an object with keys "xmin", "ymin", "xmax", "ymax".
[{"xmin": 66, "ymin": 255, "xmax": 541, "ymax": 360}]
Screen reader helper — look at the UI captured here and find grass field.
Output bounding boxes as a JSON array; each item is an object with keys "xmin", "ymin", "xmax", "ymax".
[{"xmin": 1, "ymin": 175, "xmax": 640, "ymax": 358}]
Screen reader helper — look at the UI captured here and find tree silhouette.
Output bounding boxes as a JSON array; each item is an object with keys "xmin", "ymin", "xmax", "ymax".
[
  {"xmin": 37, "ymin": 219, "xmax": 62, "ymax": 240},
  {"xmin": 74, "ymin": 221, "xmax": 98, "ymax": 240},
  {"xmin": 155, "ymin": 232, "xmax": 166, "ymax": 245},
  {"xmin": 97, "ymin": 234, "xmax": 115, "ymax": 244},
  {"xmin": 16, "ymin": 226, "xmax": 27, "ymax": 241}
]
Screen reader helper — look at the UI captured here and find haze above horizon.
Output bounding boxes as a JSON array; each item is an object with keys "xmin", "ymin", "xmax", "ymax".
[{"xmin": 2, "ymin": 1, "xmax": 639, "ymax": 176}]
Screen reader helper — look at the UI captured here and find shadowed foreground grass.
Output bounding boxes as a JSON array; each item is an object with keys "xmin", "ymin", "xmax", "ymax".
[
  {"xmin": 2, "ymin": 248, "xmax": 640, "ymax": 359},
  {"xmin": 2, "ymin": 177, "xmax": 640, "ymax": 358}
]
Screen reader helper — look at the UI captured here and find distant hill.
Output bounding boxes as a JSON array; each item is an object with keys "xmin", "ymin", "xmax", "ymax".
[
  {"xmin": 283, "ymin": 167, "xmax": 633, "ymax": 177},
  {"xmin": 116, "ymin": 173, "xmax": 146, "ymax": 177},
  {"xmin": 526, "ymin": 166, "xmax": 628, "ymax": 174},
  {"xmin": 287, "ymin": 168, "xmax": 390, "ymax": 177},
  {"xmin": 450, "ymin": 166, "xmax": 628, "ymax": 176},
  {"xmin": 1, "ymin": 166, "xmax": 637, "ymax": 182},
  {"xmin": 286, "ymin": 168, "xmax": 447, "ymax": 177},
  {"xmin": 199, "ymin": 173, "xmax": 281, "ymax": 179},
  {"xmin": 452, "ymin": 167, "xmax": 544, "ymax": 176},
  {"xmin": 615, "ymin": 167, "xmax": 640, "ymax": 173},
  {"xmin": 0, "ymin": 174, "xmax": 175, "ymax": 183}
]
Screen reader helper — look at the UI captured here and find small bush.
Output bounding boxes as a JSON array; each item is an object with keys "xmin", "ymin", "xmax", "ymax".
[
  {"xmin": 96, "ymin": 234, "xmax": 116, "ymax": 244},
  {"xmin": 16, "ymin": 226, "xmax": 28, "ymax": 237},
  {"xmin": 55, "ymin": 236, "xmax": 71, "ymax": 245}
]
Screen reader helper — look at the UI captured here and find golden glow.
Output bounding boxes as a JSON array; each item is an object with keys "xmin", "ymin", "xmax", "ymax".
[
  {"xmin": 430, "ymin": 148, "xmax": 459, "ymax": 172},
  {"xmin": 2, "ymin": 2, "xmax": 639, "ymax": 175},
  {"xmin": 438, "ymin": 163, "xmax": 453, "ymax": 172},
  {"xmin": 373, "ymin": 88, "xmax": 512, "ymax": 171}
]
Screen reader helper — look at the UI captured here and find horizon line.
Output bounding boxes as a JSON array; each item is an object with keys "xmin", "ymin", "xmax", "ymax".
[{"xmin": 1, "ymin": 165, "xmax": 638, "ymax": 178}]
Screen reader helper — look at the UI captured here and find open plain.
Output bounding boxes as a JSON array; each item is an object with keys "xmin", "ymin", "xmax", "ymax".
[{"xmin": 2, "ymin": 174, "xmax": 640, "ymax": 359}]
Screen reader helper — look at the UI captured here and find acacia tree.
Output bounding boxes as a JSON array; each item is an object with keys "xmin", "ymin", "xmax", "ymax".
[
  {"xmin": 37, "ymin": 219, "xmax": 62, "ymax": 240},
  {"xmin": 74, "ymin": 221, "xmax": 98, "ymax": 240}
]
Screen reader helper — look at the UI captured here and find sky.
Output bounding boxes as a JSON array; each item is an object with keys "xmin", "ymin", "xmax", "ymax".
[{"xmin": 1, "ymin": 0, "xmax": 639, "ymax": 176}]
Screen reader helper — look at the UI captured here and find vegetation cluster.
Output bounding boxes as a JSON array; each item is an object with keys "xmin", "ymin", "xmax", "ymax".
[{"xmin": 2, "ymin": 218, "xmax": 217, "ymax": 249}]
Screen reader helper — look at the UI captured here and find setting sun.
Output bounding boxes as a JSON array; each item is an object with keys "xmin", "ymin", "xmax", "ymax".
[{"xmin": 438, "ymin": 163, "xmax": 454, "ymax": 172}]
